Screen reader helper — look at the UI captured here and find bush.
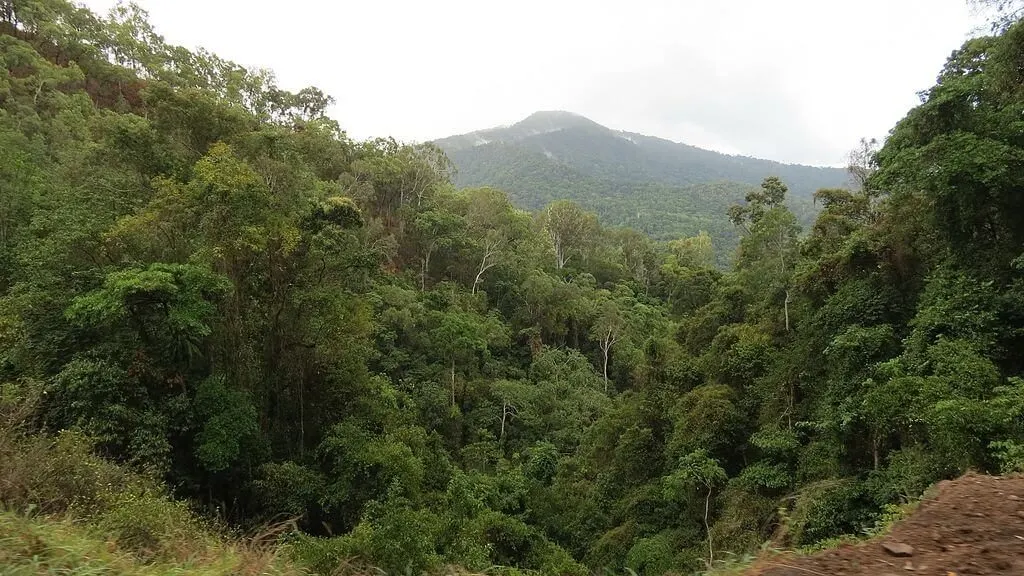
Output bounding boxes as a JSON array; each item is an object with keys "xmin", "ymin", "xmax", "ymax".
[
  {"xmin": 2, "ymin": 427, "xmax": 131, "ymax": 516},
  {"xmin": 991, "ymin": 439, "xmax": 1024, "ymax": 473},
  {"xmin": 625, "ymin": 530, "xmax": 698, "ymax": 575},
  {"xmin": 287, "ymin": 534, "xmax": 367, "ymax": 576},
  {"xmin": 254, "ymin": 461, "xmax": 328, "ymax": 522},
  {"xmin": 783, "ymin": 479, "xmax": 874, "ymax": 546},
  {"xmin": 865, "ymin": 446, "xmax": 944, "ymax": 506},
  {"xmin": 98, "ymin": 490, "xmax": 211, "ymax": 560},
  {"xmin": 709, "ymin": 486, "xmax": 776, "ymax": 554}
]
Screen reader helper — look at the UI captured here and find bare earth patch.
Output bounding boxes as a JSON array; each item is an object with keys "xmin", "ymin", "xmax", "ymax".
[{"xmin": 747, "ymin": 473, "xmax": 1024, "ymax": 576}]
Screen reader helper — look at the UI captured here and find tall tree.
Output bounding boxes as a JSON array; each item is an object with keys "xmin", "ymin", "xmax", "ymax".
[
  {"xmin": 540, "ymin": 200, "xmax": 597, "ymax": 270},
  {"xmin": 664, "ymin": 450, "xmax": 727, "ymax": 566}
]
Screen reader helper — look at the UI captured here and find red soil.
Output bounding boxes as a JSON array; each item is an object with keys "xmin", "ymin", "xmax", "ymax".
[{"xmin": 747, "ymin": 474, "xmax": 1024, "ymax": 576}]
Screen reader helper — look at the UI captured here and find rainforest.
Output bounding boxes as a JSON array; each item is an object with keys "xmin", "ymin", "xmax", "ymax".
[{"xmin": 2, "ymin": 1, "xmax": 1024, "ymax": 575}]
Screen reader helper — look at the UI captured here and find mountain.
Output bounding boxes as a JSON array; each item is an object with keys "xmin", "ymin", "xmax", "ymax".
[
  {"xmin": 434, "ymin": 111, "xmax": 852, "ymax": 261},
  {"xmin": 437, "ymin": 111, "xmax": 849, "ymax": 196}
]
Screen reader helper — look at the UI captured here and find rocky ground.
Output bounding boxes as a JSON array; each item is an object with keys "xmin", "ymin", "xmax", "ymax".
[{"xmin": 746, "ymin": 473, "xmax": 1024, "ymax": 576}]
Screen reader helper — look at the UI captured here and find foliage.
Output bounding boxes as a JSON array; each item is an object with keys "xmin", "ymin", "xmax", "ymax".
[
  {"xmin": 4, "ymin": 3, "xmax": 1024, "ymax": 575},
  {"xmin": 436, "ymin": 112, "xmax": 850, "ymax": 265}
]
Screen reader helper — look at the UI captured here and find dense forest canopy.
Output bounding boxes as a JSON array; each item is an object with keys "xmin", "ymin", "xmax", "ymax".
[{"xmin": 3, "ymin": 1, "xmax": 1024, "ymax": 574}]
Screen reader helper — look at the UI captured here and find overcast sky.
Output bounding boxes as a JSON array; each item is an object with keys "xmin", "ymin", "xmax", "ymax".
[{"xmin": 82, "ymin": 0, "xmax": 985, "ymax": 167}]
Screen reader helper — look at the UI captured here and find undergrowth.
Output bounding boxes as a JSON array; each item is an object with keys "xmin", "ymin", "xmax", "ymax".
[{"xmin": 0, "ymin": 381, "xmax": 303, "ymax": 575}]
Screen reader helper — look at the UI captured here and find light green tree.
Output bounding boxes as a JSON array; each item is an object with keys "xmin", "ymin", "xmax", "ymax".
[{"xmin": 664, "ymin": 449, "xmax": 727, "ymax": 565}]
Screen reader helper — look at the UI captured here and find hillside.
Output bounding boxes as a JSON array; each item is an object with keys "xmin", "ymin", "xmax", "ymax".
[
  {"xmin": 437, "ymin": 111, "xmax": 850, "ymax": 197},
  {"xmin": 434, "ymin": 112, "xmax": 851, "ymax": 259}
]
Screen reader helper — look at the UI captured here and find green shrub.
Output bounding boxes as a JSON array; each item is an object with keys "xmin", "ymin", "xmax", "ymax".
[
  {"xmin": 254, "ymin": 461, "xmax": 328, "ymax": 521},
  {"xmin": 287, "ymin": 534, "xmax": 365, "ymax": 575},
  {"xmin": 585, "ymin": 522, "xmax": 637, "ymax": 572},
  {"xmin": 865, "ymin": 446, "xmax": 944, "ymax": 505},
  {"xmin": 991, "ymin": 439, "xmax": 1024, "ymax": 473},
  {"xmin": 98, "ymin": 489, "xmax": 210, "ymax": 560},
  {"xmin": 625, "ymin": 531, "xmax": 688, "ymax": 575},
  {"xmin": 5, "ymin": 429, "xmax": 131, "ymax": 516},
  {"xmin": 784, "ymin": 479, "xmax": 873, "ymax": 546},
  {"xmin": 709, "ymin": 487, "xmax": 776, "ymax": 555}
]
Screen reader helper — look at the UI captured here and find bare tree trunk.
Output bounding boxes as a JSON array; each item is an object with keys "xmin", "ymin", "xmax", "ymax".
[
  {"xmin": 450, "ymin": 357, "xmax": 456, "ymax": 406},
  {"xmin": 602, "ymin": 341, "xmax": 610, "ymax": 393},
  {"xmin": 472, "ymin": 249, "xmax": 497, "ymax": 295},
  {"xmin": 421, "ymin": 244, "xmax": 434, "ymax": 291},
  {"xmin": 784, "ymin": 290, "xmax": 791, "ymax": 332},
  {"xmin": 299, "ymin": 377, "xmax": 304, "ymax": 457},
  {"xmin": 600, "ymin": 329, "xmax": 617, "ymax": 393},
  {"xmin": 704, "ymin": 485, "xmax": 714, "ymax": 565},
  {"xmin": 552, "ymin": 233, "xmax": 571, "ymax": 269},
  {"xmin": 499, "ymin": 402, "xmax": 516, "ymax": 442}
]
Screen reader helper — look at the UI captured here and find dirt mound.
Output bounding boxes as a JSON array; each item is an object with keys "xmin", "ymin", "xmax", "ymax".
[{"xmin": 748, "ymin": 474, "xmax": 1024, "ymax": 576}]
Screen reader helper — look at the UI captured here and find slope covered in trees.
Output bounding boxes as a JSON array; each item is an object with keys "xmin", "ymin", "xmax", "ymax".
[
  {"xmin": 434, "ymin": 111, "xmax": 850, "ymax": 261},
  {"xmin": 436, "ymin": 111, "xmax": 849, "ymax": 197},
  {"xmin": 3, "ymin": 1, "xmax": 1024, "ymax": 575}
]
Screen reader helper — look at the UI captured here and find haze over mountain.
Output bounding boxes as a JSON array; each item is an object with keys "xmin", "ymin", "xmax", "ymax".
[
  {"xmin": 437, "ymin": 111, "xmax": 850, "ymax": 195},
  {"xmin": 435, "ymin": 111, "xmax": 852, "ymax": 262}
]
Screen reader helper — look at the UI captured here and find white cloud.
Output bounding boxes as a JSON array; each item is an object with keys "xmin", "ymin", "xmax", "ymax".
[{"xmin": 80, "ymin": 0, "xmax": 984, "ymax": 165}]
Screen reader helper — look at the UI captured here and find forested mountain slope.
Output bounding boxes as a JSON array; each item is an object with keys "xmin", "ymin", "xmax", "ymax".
[
  {"xmin": 437, "ymin": 110, "xmax": 848, "ymax": 197},
  {"xmin": 435, "ymin": 112, "xmax": 850, "ymax": 259},
  {"xmin": 3, "ymin": 1, "xmax": 1024, "ymax": 575}
]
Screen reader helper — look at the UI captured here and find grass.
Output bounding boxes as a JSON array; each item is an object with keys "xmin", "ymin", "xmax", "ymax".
[
  {"xmin": 699, "ymin": 551, "xmax": 766, "ymax": 576},
  {"xmin": 0, "ymin": 510, "xmax": 303, "ymax": 575}
]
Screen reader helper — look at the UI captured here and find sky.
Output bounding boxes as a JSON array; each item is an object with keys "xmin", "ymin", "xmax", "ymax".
[{"xmin": 81, "ymin": 0, "xmax": 987, "ymax": 167}]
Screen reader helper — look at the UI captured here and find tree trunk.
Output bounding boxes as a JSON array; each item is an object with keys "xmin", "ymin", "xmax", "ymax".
[
  {"xmin": 299, "ymin": 377, "xmax": 304, "ymax": 457},
  {"xmin": 472, "ymin": 254, "xmax": 496, "ymax": 295},
  {"xmin": 704, "ymin": 485, "xmax": 714, "ymax": 565},
  {"xmin": 472, "ymin": 269, "xmax": 484, "ymax": 295},
  {"xmin": 420, "ymin": 247, "xmax": 432, "ymax": 291},
  {"xmin": 602, "ymin": 342, "xmax": 610, "ymax": 393},
  {"xmin": 784, "ymin": 289, "xmax": 791, "ymax": 332},
  {"xmin": 450, "ymin": 357, "xmax": 456, "ymax": 407},
  {"xmin": 500, "ymin": 403, "xmax": 515, "ymax": 443},
  {"xmin": 552, "ymin": 231, "xmax": 563, "ymax": 269}
]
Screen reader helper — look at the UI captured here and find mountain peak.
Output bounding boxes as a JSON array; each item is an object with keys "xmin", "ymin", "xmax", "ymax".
[
  {"xmin": 433, "ymin": 111, "xmax": 607, "ymax": 152},
  {"xmin": 514, "ymin": 110, "xmax": 604, "ymax": 132}
]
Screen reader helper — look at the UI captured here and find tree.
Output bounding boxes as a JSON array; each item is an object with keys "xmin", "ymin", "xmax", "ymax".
[
  {"xmin": 970, "ymin": 0, "xmax": 1024, "ymax": 30},
  {"xmin": 462, "ymin": 187, "xmax": 528, "ymax": 295},
  {"xmin": 845, "ymin": 137, "xmax": 879, "ymax": 191},
  {"xmin": 66, "ymin": 263, "xmax": 230, "ymax": 363},
  {"xmin": 669, "ymin": 231, "xmax": 715, "ymax": 269},
  {"xmin": 412, "ymin": 205, "xmax": 465, "ymax": 290},
  {"xmin": 729, "ymin": 176, "xmax": 787, "ymax": 231},
  {"xmin": 591, "ymin": 296, "xmax": 625, "ymax": 393},
  {"xmin": 540, "ymin": 200, "xmax": 597, "ymax": 269},
  {"xmin": 427, "ymin": 309, "xmax": 507, "ymax": 406},
  {"xmin": 663, "ymin": 450, "xmax": 727, "ymax": 566},
  {"xmin": 731, "ymin": 178, "xmax": 800, "ymax": 330}
]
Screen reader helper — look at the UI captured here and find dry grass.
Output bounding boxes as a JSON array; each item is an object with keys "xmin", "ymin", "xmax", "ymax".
[{"xmin": 0, "ymin": 510, "xmax": 306, "ymax": 575}]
